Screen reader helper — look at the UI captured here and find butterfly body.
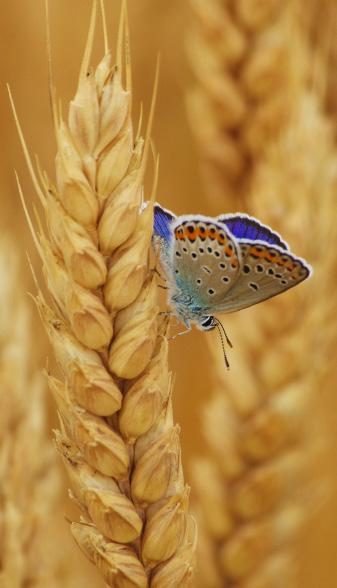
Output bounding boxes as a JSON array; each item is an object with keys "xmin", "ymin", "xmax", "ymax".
[{"xmin": 153, "ymin": 204, "xmax": 312, "ymax": 331}]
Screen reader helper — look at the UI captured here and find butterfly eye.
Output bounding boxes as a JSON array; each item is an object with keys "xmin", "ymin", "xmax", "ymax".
[
  {"xmin": 176, "ymin": 251, "xmax": 181, "ymax": 257},
  {"xmin": 249, "ymin": 282, "xmax": 259, "ymax": 290},
  {"xmin": 199, "ymin": 247, "xmax": 204, "ymax": 253},
  {"xmin": 191, "ymin": 252, "xmax": 197, "ymax": 259},
  {"xmin": 207, "ymin": 246, "xmax": 213, "ymax": 253},
  {"xmin": 222, "ymin": 277, "xmax": 229, "ymax": 283},
  {"xmin": 219, "ymin": 263, "xmax": 226, "ymax": 269},
  {"xmin": 208, "ymin": 288, "xmax": 215, "ymax": 295},
  {"xmin": 214, "ymin": 251, "xmax": 220, "ymax": 257},
  {"xmin": 196, "ymin": 278, "xmax": 202, "ymax": 285},
  {"xmin": 256, "ymin": 264, "xmax": 264, "ymax": 272},
  {"xmin": 243, "ymin": 265, "xmax": 251, "ymax": 273},
  {"xmin": 200, "ymin": 316, "xmax": 215, "ymax": 330}
]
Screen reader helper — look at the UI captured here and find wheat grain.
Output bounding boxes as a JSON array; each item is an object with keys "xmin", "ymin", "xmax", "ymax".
[
  {"xmin": 10, "ymin": 2, "xmax": 195, "ymax": 587},
  {"xmin": 0, "ymin": 238, "xmax": 61, "ymax": 588}
]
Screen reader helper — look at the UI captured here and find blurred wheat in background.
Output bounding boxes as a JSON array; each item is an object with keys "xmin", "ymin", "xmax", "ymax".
[
  {"xmin": 187, "ymin": 1, "xmax": 337, "ymax": 587},
  {"xmin": 1, "ymin": 0, "xmax": 337, "ymax": 587},
  {"xmin": 0, "ymin": 239, "xmax": 61, "ymax": 587}
]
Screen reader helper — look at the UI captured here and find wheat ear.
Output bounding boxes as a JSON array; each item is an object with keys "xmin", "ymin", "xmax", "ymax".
[
  {"xmin": 0, "ymin": 238, "xmax": 61, "ymax": 588},
  {"xmin": 304, "ymin": 0, "xmax": 337, "ymax": 130},
  {"xmin": 187, "ymin": 3, "xmax": 336, "ymax": 586},
  {"xmin": 10, "ymin": 3, "xmax": 196, "ymax": 587},
  {"xmin": 186, "ymin": 0, "xmax": 309, "ymax": 207}
]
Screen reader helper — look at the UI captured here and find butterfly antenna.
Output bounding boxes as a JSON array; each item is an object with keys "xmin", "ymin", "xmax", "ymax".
[
  {"xmin": 215, "ymin": 323, "xmax": 230, "ymax": 370},
  {"xmin": 215, "ymin": 316, "xmax": 233, "ymax": 348}
]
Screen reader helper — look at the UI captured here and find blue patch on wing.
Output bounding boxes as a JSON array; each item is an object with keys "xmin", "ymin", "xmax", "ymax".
[
  {"xmin": 153, "ymin": 205, "xmax": 176, "ymax": 243},
  {"xmin": 219, "ymin": 215, "xmax": 289, "ymax": 250}
]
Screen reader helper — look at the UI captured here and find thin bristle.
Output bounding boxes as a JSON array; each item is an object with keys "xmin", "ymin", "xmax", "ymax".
[
  {"xmin": 123, "ymin": 0, "xmax": 132, "ymax": 92},
  {"xmin": 44, "ymin": 0, "xmax": 58, "ymax": 133},
  {"xmin": 116, "ymin": 0, "xmax": 126, "ymax": 73},
  {"xmin": 137, "ymin": 55, "xmax": 160, "ymax": 184},
  {"xmin": 14, "ymin": 171, "xmax": 44, "ymax": 260},
  {"xmin": 99, "ymin": 0, "xmax": 109, "ymax": 54},
  {"xmin": 8, "ymin": 87, "xmax": 46, "ymax": 205},
  {"xmin": 79, "ymin": 0, "xmax": 97, "ymax": 82}
]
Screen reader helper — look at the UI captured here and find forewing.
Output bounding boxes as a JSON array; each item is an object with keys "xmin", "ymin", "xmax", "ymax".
[
  {"xmin": 171, "ymin": 216, "xmax": 241, "ymax": 308},
  {"xmin": 213, "ymin": 241, "xmax": 311, "ymax": 313},
  {"xmin": 219, "ymin": 213, "xmax": 289, "ymax": 250},
  {"xmin": 153, "ymin": 204, "xmax": 177, "ymax": 275},
  {"xmin": 153, "ymin": 204, "xmax": 176, "ymax": 244}
]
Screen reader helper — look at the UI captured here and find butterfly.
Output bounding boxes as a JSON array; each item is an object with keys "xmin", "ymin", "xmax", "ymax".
[{"xmin": 153, "ymin": 204, "xmax": 312, "ymax": 337}]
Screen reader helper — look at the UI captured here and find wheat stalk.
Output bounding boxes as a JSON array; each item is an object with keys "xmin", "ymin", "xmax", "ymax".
[
  {"xmin": 9, "ymin": 3, "xmax": 196, "ymax": 587},
  {"xmin": 0, "ymin": 238, "xmax": 61, "ymax": 588},
  {"xmin": 187, "ymin": 2, "xmax": 337, "ymax": 586},
  {"xmin": 186, "ymin": 0, "xmax": 309, "ymax": 208}
]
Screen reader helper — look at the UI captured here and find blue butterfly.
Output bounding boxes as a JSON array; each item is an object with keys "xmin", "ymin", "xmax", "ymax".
[{"xmin": 153, "ymin": 204, "xmax": 312, "ymax": 336}]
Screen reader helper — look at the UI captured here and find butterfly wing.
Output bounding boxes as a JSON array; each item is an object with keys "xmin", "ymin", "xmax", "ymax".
[
  {"xmin": 219, "ymin": 213, "xmax": 289, "ymax": 250},
  {"xmin": 171, "ymin": 216, "xmax": 242, "ymax": 310},
  {"xmin": 212, "ymin": 240, "xmax": 312, "ymax": 314},
  {"xmin": 153, "ymin": 204, "xmax": 177, "ymax": 272},
  {"xmin": 153, "ymin": 204, "xmax": 176, "ymax": 244}
]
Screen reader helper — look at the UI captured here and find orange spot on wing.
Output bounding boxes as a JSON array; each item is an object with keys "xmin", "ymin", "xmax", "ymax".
[
  {"xmin": 224, "ymin": 245, "xmax": 234, "ymax": 257},
  {"xmin": 184, "ymin": 228, "xmax": 197, "ymax": 241},
  {"xmin": 175, "ymin": 226, "xmax": 185, "ymax": 240}
]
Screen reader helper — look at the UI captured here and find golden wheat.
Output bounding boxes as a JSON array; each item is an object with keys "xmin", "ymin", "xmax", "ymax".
[
  {"xmin": 0, "ymin": 238, "xmax": 61, "ymax": 588},
  {"xmin": 186, "ymin": 0, "xmax": 309, "ymax": 208},
  {"xmin": 10, "ymin": 3, "xmax": 195, "ymax": 587},
  {"xmin": 187, "ymin": 2, "xmax": 336, "ymax": 587}
]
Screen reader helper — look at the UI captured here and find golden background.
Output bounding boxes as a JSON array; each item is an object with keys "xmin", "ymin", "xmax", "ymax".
[{"xmin": 0, "ymin": 1, "xmax": 336, "ymax": 586}]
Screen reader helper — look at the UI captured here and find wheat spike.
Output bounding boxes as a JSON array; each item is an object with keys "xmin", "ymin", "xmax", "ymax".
[
  {"xmin": 10, "ymin": 4, "xmax": 195, "ymax": 587},
  {"xmin": 186, "ymin": 0, "xmax": 309, "ymax": 207},
  {"xmin": 0, "ymin": 239, "xmax": 61, "ymax": 588},
  {"xmin": 304, "ymin": 0, "xmax": 337, "ymax": 130},
  {"xmin": 187, "ymin": 3, "xmax": 336, "ymax": 587}
]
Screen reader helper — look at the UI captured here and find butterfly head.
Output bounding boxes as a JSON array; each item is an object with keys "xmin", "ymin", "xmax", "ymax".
[{"xmin": 197, "ymin": 315, "xmax": 216, "ymax": 331}]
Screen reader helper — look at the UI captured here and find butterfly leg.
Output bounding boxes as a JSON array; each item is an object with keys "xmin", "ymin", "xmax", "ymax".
[
  {"xmin": 152, "ymin": 266, "xmax": 166, "ymax": 280},
  {"xmin": 168, "ymin": 319, "xmax": 192, "ymax": 340}
]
